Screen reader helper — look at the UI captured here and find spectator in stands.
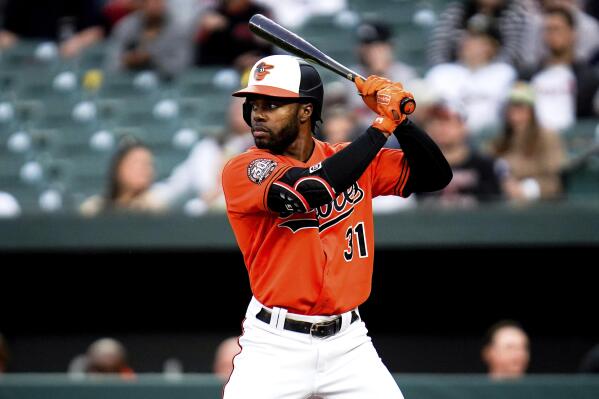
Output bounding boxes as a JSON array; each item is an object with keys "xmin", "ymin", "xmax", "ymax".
[
  {"xmin": 427, "ymin": 0, "xmax": 529, "ymax": 67},
  {"xmin": 426, "ymin": 19, "xmax": 516, "ymax": 133},
  {"xmin": 0, "ymin": 191, "xmax": 20, "ymax": 218},
  {"xmin": 102, "ymin": 0, "xmax": 141, "ymax": 29},
  {"xmin": 0, "ymin": 332, "xmax": 9, "ymax": 373},
  {"xmin": 86, "ymin": 338, "xmax": 135, "ymax": 378},
  {"xmin": 482, "ymin": 320, "xmax": 530, "ymax": 379},
  {"xmin": 0, "ymin": 0, "xmax": 107, "ymax": 58},
  {"xmin": 80, "ymin": 138, "xmax": 166, "ymax": 216},
  {"xmin": 213, "ymin": 337, "xmax": 241, "ymax": 382},
  {"xmin": 524, "ymin": 7, "xmax": 599, "ymax": 131},
  {"xmin": 538, "ymin": 0, "xmax": 599, "ymax": 63},
  {"xmin": 194, "ymin": 0, "xmax": 273, "ymax": 67},
  {"xmin": 105, "ymin": 0, "xmax": 193, "ymax": 78},
  {"xmin": 320, "ymin": 106, "xmax": 359, "ymax": 145},
  {"xmin": 580, "ymin": 344, "xmax": 599, "ymax": 373},
  {"xmin": 418, "ymin": 101, "xmax": 504, "ymax": 207},
  {"xmin": 343, "ymin": 20, "xmax": 418, "ymax": 135},
  {"xmin": 490, "ymin": 82, "xmax": 566, "ymax": 202}
]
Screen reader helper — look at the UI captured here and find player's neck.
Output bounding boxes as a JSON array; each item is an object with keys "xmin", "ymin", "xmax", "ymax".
[{"xmin": 282, "ymin": 127, "xmax": 315, "ymax": 163}]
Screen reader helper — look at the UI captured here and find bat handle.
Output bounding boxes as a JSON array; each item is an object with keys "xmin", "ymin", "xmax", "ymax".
[{"xmin": 400, "ymin": 97, "xmax": 416, "ymax": 115}]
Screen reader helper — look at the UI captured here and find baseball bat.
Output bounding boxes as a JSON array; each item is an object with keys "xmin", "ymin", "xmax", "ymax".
[{"xmin": 248, "ymin": 14, "xmax": 416, "ymax": 115}]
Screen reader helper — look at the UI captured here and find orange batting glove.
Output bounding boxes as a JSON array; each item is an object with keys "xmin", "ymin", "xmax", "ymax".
[
  {"xmin": 371, "ymin": 84, "xmax": 414, "ymax": 135},
  {"xmin": 354, "ymin": 75, "xmax": 394, "ymax": 114}
]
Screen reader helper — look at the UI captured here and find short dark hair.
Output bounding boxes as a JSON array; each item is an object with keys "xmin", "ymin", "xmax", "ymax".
[
  {"xmin": 466, "ymin": 14, "xmax": 502, "ymax": 45},
  {"xmin": 356, "ymin": 20, "xmax": 393, "ymax": 44},
  {"xmin": 483, "ymin": 320, "xmax": 526, "ymax": 347},
  {"xmin": 545, "ymin": 6, "xmax": 576, "ymax": 29}
]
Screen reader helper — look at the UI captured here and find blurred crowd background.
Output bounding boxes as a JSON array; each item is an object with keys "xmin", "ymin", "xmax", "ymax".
[
  {"xmin": 1, "ymin": 0, "xmax": 599, "ymax": 390},
  {"xmin": 0, "ymin": 0, "xmax": 597, "ymax": 217}
]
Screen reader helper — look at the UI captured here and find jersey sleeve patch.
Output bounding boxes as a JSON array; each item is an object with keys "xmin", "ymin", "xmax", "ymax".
[{"xmin": 247, "ymin": 158, "xmax": 277, "ymax": 184}]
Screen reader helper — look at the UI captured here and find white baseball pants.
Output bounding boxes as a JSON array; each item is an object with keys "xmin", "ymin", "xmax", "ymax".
[{"xmin": 223, "ymin": 297, "xmax": 405, "ymax": 399}]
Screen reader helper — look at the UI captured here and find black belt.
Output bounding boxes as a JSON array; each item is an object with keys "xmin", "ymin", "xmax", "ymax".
[{"xmin": 255, "ymin": 308, "xmax": 359, "ymax": 338}]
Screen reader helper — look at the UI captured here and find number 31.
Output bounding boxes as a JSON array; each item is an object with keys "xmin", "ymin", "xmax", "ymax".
[{"xmin": 343, "ymin": 222, "xmax": 368, "ymax": 261}]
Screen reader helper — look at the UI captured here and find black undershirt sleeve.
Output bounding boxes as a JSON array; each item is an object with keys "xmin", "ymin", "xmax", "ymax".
[
  {"xmin": 266, "ymin": 120, "xmax": 452, "ymax": 215},
  {"xmin": 394, "ymin": 119, "xmax": 452, "ymax": 196}
]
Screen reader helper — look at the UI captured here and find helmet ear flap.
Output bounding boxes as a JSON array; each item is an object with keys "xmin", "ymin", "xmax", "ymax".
[{"xmin": 242, "ymin": 100, "xmax": 252, "ymax": 127}]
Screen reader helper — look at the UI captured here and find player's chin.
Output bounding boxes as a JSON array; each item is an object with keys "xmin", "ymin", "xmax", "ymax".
[{"xmin": 254, "ymin": 137, "xmax": 270, "ymax": 149}]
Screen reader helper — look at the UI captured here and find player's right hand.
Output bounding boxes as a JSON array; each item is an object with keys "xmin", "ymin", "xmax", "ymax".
[{"xmin": 355, "ymin": 75, "xmax": 394, "ymax": 114}]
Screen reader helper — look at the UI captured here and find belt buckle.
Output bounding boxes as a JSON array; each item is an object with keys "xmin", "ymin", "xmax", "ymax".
[{"xmin": 309, "ymin": 319, "xmax": 337, "ymax": 338}]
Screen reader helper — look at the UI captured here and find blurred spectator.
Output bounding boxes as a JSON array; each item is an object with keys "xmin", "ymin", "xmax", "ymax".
[
  {"xmin": 105, "ymin": 0, "xmax": 192, "ymax": 78},
  {"xmin": 213, "ymin": 337, "xmax": 241, "ymax": 382},
  {"xmin": 0, "ymin": 0, "xmax": 107, "ymax": 58},
  {"xmin": 427, "ymin": 0, "xmax": 529, "ymax": 67},
  {"xmin": 338, "ymin": 20, "xmax": 418, "ymax": 143},
  {"xmin": 320, "ymin": 106, "xmax": 360, "ymax": 145},
  {"xmin": 537, "ymin": 0, "xmax": 599, "ymax": 63},
  {"xmin": 253, "ymin": 0, "xmax": 346, "ymax": 29},
  {"xmin": 418, "ymin": 102, "xmax": 503, "ymax": 207},
  {"xmin": 426, "ymin": 20, "xmax": 516, "ymax": 133},
  {"xmin": 482, "ymin": 320, "xmax": 530, "ymax": 379},
  {"xmin": 0, "ymin": 191, "xmax": 20, "ymax": 218},
  {"xmin": 524, "ymin": 6, "xmax": 599, "ymax": 131},
  {"xmin": 0, "ymin": 332, "xmax": 8, "ymax": 373},
  {"xmin": 580, "ymin": 344, "xmax": 599, "ymax": 373},
  {"xmin": 167, "ymin": 0, "xmax": 211, "ymax": 34},
  {"xmin": 490, "ymin": 82, "xmax": 566, "ymax": 202},
  {"xmin": 86, "ymin": 338, "xmax": 135, "ymax": 378},
  {"xmin": 80, "ymin": 139, "xmax": 166, "ymax": 216},
  {"xmin": 195, "ymin": 0, "xmax": 273, "ymax": 66},
  {"xmin": 102, "ymin": 0, "xmax": 141, "ymax": 28}
]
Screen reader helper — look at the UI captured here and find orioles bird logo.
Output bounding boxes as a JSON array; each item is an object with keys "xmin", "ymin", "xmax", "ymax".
[{"xmin": 254, "ymin": 62, "xmax": 274, "ymax": 81}]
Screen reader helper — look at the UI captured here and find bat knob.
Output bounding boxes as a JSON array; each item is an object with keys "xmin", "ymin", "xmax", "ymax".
[{"xmin": 400, "ymin": 97, "xmax": 416, "ymax": 115}]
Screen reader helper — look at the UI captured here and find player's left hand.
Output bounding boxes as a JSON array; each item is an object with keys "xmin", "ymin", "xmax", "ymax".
[{"xmin": 355, "ymin": 75, "xmax": 394, "ymax": 114}]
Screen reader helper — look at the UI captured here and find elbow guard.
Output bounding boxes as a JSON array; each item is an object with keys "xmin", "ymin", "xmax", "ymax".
[{"xmin": 267, "ymin": 165, "xmax": 336, "ymax": 214}]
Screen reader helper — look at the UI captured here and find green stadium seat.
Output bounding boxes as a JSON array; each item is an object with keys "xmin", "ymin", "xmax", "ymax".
[
  {"xmin": 152, "ymin": 147, "xmax": 188, "ymax": 179},
  {"xmin": 563, "ymin": 119, "xmax": 598, "ymax": 156}
]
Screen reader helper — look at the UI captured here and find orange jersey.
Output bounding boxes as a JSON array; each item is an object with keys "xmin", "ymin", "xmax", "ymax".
[{"xmin": 222, "ymin": 138, "xmax": 410, "ymax": 315}]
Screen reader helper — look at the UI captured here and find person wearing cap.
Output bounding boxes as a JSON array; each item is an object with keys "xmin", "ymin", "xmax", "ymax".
[
  {"xmin": 490, "ymin": 82, "xmax": 566, "ymax": 202},
  {"xmin": 418, "ymin": 100, "xmax": 503, "ymax": 206},
  {"xmin": 220, "ymin": 54, "xmax": 452, "ymax": 398},
  {"xmin": 426, "ymin": 17, "xmax": 517, "ymax": 133},
  {"xmin": 343, "ymin": 20, "xmax": 418, "ymax": 135}
]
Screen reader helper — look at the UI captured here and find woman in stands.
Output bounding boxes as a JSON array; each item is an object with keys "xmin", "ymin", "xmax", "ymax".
[
  {"xmin": 490, "ymin": 82, "xmax": 566, "ymax": 202},
  {"xmin": 80, "ymin": 138, "xmax": 165, "ymax": 216}
]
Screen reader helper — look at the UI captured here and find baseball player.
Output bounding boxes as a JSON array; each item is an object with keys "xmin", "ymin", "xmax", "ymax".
[{"xmin": 221, "ymin": 54, "xmax": 452, "ymax": 398}]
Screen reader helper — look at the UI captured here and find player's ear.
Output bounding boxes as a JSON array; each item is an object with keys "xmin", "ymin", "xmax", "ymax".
[{"xmin": 298, "ymin": 103, "xmax": 313, "ymax": 123}]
